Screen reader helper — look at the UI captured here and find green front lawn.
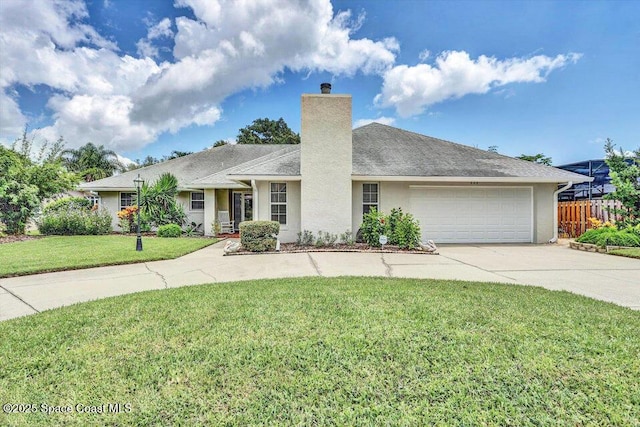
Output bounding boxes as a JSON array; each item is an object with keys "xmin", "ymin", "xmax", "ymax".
[
  {"xmin": 0, "ymin": 235, "xmax": 216, "ymax": 277},
  {"xmin": 609, "ymin": 247, "xmax": 640, "ymax": 259},
  {"xmin": 1, "ymin": 277, "xmax": 638, "ymax": 425}
]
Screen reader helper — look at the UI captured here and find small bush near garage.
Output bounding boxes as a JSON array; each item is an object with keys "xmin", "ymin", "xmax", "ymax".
[
  {"xmin": 576, "ymin": 226, "xmax": 640, "ymax": 248},
  {"xmin": 361, "ymin": 207, "xmax": 421, "ymax": 249},
  {"xmin": 157, "ymin": 224, "xmax": 182, "ymax": 238},
  {"xmin": 240, "ymin": 221, "xmax": 279, "ymax": 252},
  {"xmin": 38, "ymin": 197, "xmax": 112, "ymax": 235}
]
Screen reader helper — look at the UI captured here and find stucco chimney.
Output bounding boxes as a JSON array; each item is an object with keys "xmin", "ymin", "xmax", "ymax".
[
  {"xmin": 300, "ymin": 87, "xmax": 352, "ymax": 237},
  {"xmin": 320, "ymin": 82, "xmax": 331, "ymax": 94}
]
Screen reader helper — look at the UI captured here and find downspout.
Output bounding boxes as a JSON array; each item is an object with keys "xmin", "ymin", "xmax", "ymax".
[
  {"xmin": 251, "ymin": 180, "xmax": 258, "ymax": 220},
  {"xmin": 550, "ymin": 181, "xmax": 573, "ymax": 243}
]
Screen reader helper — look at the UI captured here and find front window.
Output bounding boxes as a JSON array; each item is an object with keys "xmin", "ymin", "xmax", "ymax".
[
  {"xmin": 270, "ymin": 182, "xmax": 287, "ymax": 225},
  {"xmin": 120, "ymin": 192, "xmax": 136, "ymax": 210},
  {"xmin": 190, "ymin": 192, "xmax": 204, "ymax": 210},
  {"xmin": 363, "ymin": 183, "xmax": 379, "ymax": 214}
]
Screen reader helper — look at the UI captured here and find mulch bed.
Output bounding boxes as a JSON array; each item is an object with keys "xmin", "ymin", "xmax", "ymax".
[
  {"xmin": 225, "ymin": 242, "xmax": 439, "ymax": 256},
  {"xmin": 0, "ymin": 235, "xmax": 44, "ymax": 244}
]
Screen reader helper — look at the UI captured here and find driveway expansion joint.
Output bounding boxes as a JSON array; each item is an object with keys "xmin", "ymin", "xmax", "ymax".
[
  {"xmin": 0, "ymin": 284, "xmax": 40, "ymax": 314},
  {"xmin": 307, "ymin": 253, "xmax": 322, "ymax": 276}
]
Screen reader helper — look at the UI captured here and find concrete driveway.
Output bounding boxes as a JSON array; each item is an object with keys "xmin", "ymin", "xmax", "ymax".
[{"xmin": 1, "ymin": 241, "xmax": 638, "ymax": 321}]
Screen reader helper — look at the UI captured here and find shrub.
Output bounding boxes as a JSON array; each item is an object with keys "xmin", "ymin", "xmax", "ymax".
[
  {"xmin": 296, "ymin": 230, "xmax": 314, "ymax": 246},
  {"xmin": 394, "ymin": 213, "xmax": 421, "ymax": 249},
  {"xmin": 157, "ymin": 224, "xmax": 182, "ymax": 238},
  {"xmin": 340, "ymin": 230, "xmax": 355, "ymax": 246},
  {"xmin": 314, "ymin": 231, "xmax": 338, "ymax": 247},
  {"xmin": 38, "ymin": 207, "xmax": 112, "ymax": 235},
  {"xmin": 0, "ymin": 221, "xmax": 6, "ymax": 237},
  {"xmin": 577, "ymin": 227, "xmax": 640, "ymax": 248},
  {"xmin": 361, "ymin": 208, "xmax": 388, "ymax": 247},
  {"xmin": 240, "ymin": 221, "xmax": 280, "ymax": 252},
  {"xmin": 43, "ymin": 197, "xmax": 91, "ymax": 213},
  {"xmin": 360, "ymin": 207, "xmax": 422, "ymax": 248}
]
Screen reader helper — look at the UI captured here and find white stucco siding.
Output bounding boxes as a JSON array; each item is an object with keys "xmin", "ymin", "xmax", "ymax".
[
  {"xmin": 300, "ymin": 94, "xmax": 352, "ymax": 238},
  {"xmin": 203, "ymin": 189, "xmax": 216, "ymax": 236},
  {"xmin": 99, "ymin": 192, "xmax": 121, "ymax": 230},
  {"xmin": 532, "ymin": 183, "xmax": 556, "ymax": 243},
  {"xmin": 255, "ymin": 180, "xmax": 301, "ymax": 243},
  {"xmin": 179, "ymin": 191, "xmax": 205, "ymax": 229}
]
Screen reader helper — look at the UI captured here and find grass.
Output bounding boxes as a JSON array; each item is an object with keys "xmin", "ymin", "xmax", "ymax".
[
  {"xmin": 0, "ymin": 235, "xmax": 216, "ymax": 277},
  {"xmin": 1, "ymin": 277, "xmax": 638, "ymax": 426},
  {"xmin": 610, "ymin": 247, "xmax": 640, "ymax": 259}
]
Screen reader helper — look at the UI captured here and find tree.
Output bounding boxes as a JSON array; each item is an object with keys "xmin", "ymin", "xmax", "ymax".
[
  {"xmin": 487, "ymin": 145, "xmax": 499, "ymax": 153},
  {"xmin": 516, "ymin": 153, "xmax": 553, "ymax": 166},
  {"xmin": 212, "ymin": 140, "xmax": 228, "ymax": 148},
  {"xmin": 1, "ymin": 134, "xmax": 77, "ymax": 234},
  {"xmin": 61, "ymin": 143, "xmax": 125, "ymax": 181},
  {"xmin": 604, "ymin": 139, "xmax": 640, "ymax": 228},
  {"xmin": 165, "ymin": 150, "xmax": 192, "ymax": 160},
  {"xmin": 135, "ymin": 173, "xmax": 186, "ymax": 227},
  {"xmin": 237, "ymin": 118, "xmax": 300, "ymax": 144}
]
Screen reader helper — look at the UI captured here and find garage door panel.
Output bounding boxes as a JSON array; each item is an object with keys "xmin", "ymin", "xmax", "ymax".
[{"xmin": 410, "ymin": 187, "xmax": 532, "ymax": 243}]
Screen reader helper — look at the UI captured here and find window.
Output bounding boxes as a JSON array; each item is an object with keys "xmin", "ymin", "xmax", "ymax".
[
  {"xmin": 120, "ymin": 192, "xmax": 136, "ymax": 210},
  {"xmin": 190, "ymin": 192, "xmax": 204, "ymax": 210},
  {"xmin": 87, "ymin": 195, "xmax": 100, "ymax": 207},
  {"xmin": 270, "ymin": 182, "xmax": 287, "ymax": 225},
  {"xmin": 363, "ymin": 183, "xmax": 379, "ymax": 214}
]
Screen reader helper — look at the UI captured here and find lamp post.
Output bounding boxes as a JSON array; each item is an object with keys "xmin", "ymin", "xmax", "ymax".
[{"xmin": 134, "ymin": 174, "xmax": 144, "ymax": 251}]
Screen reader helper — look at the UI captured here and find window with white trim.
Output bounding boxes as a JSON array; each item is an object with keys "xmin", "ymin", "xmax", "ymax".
[
  {"xmin": 120, "ymin": 192, "xmax": 136, "ymax": 210},
  {"xmin": 270, "ymin": 182, "xmax": 287, "ymax": 225},
  {"xmin": 190, "ymin": 192, "xmax": 204, "ymax": 210},
  {"xmin": 363, "ymin": 183, "xmax": 379, "ymax": 214}
]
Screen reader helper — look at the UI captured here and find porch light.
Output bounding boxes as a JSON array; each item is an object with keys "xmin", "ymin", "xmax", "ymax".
[{"xmin": 134, "ymin": 174, "xmax": 144, "ymax": 251}]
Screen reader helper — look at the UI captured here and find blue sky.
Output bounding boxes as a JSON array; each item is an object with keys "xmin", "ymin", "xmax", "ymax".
[{"xmin": 1, "ymin": 0, "xmax": 638, "ymax": 166}]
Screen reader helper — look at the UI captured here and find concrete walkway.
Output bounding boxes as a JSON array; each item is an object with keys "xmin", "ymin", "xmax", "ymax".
[{"xmin": 1, "ymin": 240, "xmax": 639, "ymax": 321}]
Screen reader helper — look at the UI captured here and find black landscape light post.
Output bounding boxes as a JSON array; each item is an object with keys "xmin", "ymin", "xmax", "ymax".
[{"xmin": 134, "ymin": 174, "xmax": 144, "ymax": 251}]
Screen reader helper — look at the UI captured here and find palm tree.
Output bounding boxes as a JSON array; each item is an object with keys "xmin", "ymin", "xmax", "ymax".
[{"xmin": 61, "ymin": 143, "xmax": 125, "ymax": 181}]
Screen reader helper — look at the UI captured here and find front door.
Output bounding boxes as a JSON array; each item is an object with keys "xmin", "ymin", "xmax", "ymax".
[{"xmin": 232, "ymin": 192, "xmax": 253, "ymax": 231}]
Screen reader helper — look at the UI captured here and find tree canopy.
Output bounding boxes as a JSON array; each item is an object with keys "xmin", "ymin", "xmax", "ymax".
[
  {"xmin": 61, "ymin": 143, "xmax": 125, "ymax": 181},
  {"xmin": 604, "ymin": 138, "xmax": 640, "ymax": 228},
  {"xmin": 516, "ymin": 153, "xmax": 553, "ymax": 166},
  {"xmin": 236, "ymin": 118, "xmax": 300, "ymax": 145},
  {"xmin": 1, "ymin": 135, "xmax": 77, "ymax": 234}
]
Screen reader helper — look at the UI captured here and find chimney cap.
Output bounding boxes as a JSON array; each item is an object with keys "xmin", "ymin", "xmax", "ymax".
[{"xmin": 320, "ymin": 82, "xmax": 331, "ymax": 94}]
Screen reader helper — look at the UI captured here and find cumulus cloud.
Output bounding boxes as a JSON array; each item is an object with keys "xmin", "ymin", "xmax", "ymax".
[
  {"xmin": 375, "ymin": 50, "xmax": 582, "ymax": 117},
  {"xmin": 0, "ymin": 0, "xmax": 399, "ymax": 151},
  {"xmin": 353, "ymin": 116, "xmax": 396, "ymax": 128},
  {"xmin": 136, "ymin": 17, "xmax": 174, "ymax": 58},
  {"xmin": 0, "ymin": 0, "xmax": 580, "ymax": 154}
]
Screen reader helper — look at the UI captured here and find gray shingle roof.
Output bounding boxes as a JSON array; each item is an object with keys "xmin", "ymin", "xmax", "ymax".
[
  {"xmin": 80, "ymin": 123, "xmax": 589, "ymax": 190},
  {"xmin": 352, "ymin": 123, "xmax": 589, "ymax": 181},
  {"xmin": 192, "ymin": 145, "xmax": 300, "ymax": 186},
  {"xmin": 79, "ymin": 144, "xmax": 290, "ymax": 190}
]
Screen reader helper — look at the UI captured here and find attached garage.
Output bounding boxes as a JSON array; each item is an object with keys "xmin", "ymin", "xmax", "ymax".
[{"xmin": 410, "ymin": 186, "xmax": 533, "ymax": 243}]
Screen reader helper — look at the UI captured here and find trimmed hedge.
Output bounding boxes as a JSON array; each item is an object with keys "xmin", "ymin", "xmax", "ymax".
[
  {"xmin": 576, "ymin": 227, "xmax": 640, "ymax": 248},
  {"xmin": 157, "ymin": 224, "xmax": 182, "ymax": 238},
  {"xmin": 240, "ymin": 221, "xmax": 280, "ymax": 252}
]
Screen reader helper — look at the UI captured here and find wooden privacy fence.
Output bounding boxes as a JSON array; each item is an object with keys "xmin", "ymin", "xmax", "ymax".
[{"xmin": 558, "ymin": 199, "xmax": 622, "ymax": 238}]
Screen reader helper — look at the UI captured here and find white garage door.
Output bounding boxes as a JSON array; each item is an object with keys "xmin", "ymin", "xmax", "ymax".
[{"xmin": 410, "ymin": 187, "xmax": 533, "ymax": 243}]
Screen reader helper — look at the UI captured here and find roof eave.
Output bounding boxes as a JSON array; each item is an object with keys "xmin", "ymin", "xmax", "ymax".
[
  {"xmin": 226, "ymin": 174, "xmax": 302, "ymax": 181},
  {"xmin": 351, "ymin": 175, "xmax": 593, "ymax": 183}
]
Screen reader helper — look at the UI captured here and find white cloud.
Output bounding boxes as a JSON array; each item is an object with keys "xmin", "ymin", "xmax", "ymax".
[
  {"xmin": 0, "ymin": 0, "xmax": 399, "ymax": 152},
  {"xmin": 353, "ymin": 116, "xmax": 396, "ymax": 128},
  {"xmin": 375, "ymin": 50, "xmax": 582, "ymax": 117},
  {"xmin": 131, "ymin": 0, "xmax": 399, "ymax": 129},
  {"xmin": 148, "ymin": 18, "xmax": 173, "ymax": 40},
  {"xmin": 0, "ymin": 90, "xmax": 27, "ymax": 135},
  {"xmin": 418, "ymin": 49, "xmax": 430, "ymax": 62}
]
